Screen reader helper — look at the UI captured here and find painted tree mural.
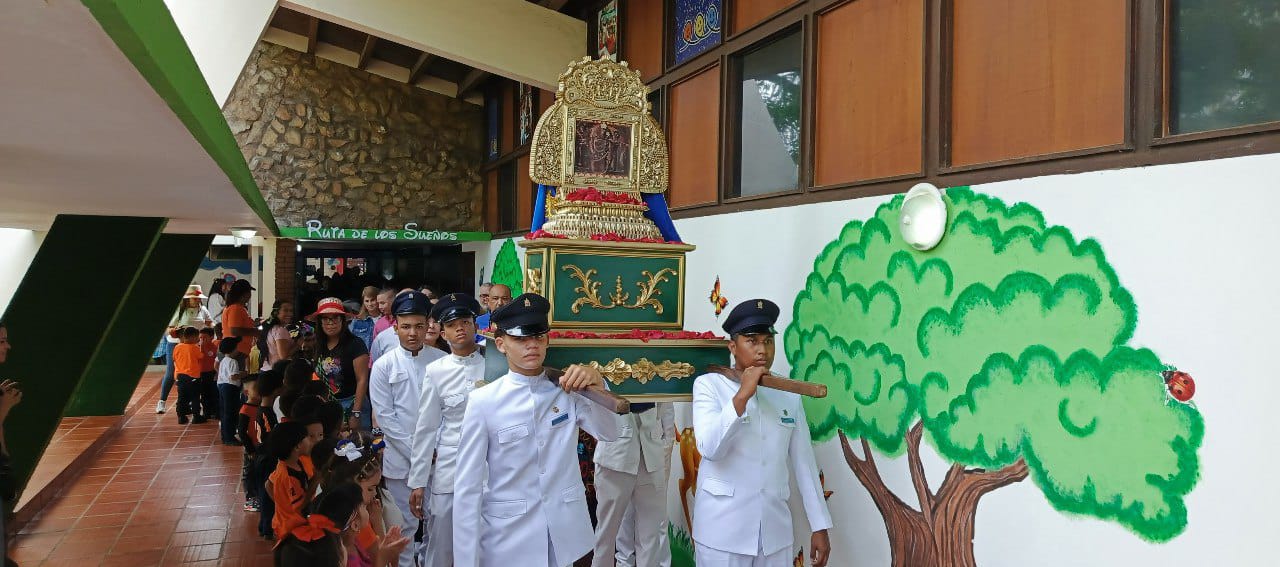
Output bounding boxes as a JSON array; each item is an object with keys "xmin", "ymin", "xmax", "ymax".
[
  {"xmin": 785, "ymin": 188, "xmax": 1204, "ymax": 566},
  {"xmin": 492, "ymin": 238, "xmax": 524, "ymax": 295}
]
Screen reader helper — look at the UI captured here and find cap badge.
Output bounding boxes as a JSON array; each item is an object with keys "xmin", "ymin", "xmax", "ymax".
[
  {"xmin": 450, "ymin": 294, "xmax": 457, "ymax": 301},
  {"xmin": 757, "ymin": 300, "xmax": 764, "ymax": 310},
  {"xmin": 524, "ymin": 298, "xmax": 532, "ymax": 307}
]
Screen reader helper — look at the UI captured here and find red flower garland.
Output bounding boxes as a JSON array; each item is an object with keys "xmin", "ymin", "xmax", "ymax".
[
  {"xmin": 563, "ymin": 187, "xmax": 644, "ymax": 206},
  {"xmin": 548, "ymin": 329, "xmax": 722, "ymax": 342}
]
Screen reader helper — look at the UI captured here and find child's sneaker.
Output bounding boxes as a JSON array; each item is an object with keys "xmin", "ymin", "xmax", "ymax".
[
  {"xmin": 243, "ymin": 498, "xmax": 259, "ymax": 512},
  {"xmin": 155, "ymin": 400, "xmax": 166, "ymax": 414}
]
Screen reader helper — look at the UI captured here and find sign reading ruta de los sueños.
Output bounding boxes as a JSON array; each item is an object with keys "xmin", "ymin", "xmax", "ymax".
[{"xmin": 280, "ymin": 220, "xmax": 491, "ymax": 242}]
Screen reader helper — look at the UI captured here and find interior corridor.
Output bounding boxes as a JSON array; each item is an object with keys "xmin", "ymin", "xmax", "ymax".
[{"xmin": 9, "ymin": 377, "xmax": 274, "ymax": 566}]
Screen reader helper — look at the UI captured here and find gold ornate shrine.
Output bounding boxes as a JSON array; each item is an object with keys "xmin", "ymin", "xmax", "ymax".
[
  {"xmin": 482, "ymin": 57, "xmax": 729, "ymax": 402},
  {"xmin": 529, "ymin": 57, "xmax": 668, "ymax": 240}
]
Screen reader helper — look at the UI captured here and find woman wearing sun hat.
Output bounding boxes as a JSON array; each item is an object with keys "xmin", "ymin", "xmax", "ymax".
[
  {"xmin": 309, "ymin": 297, "xmax": 371, "ymax": 431},
  {"xmin": 157, "ymin": 285, "xmax": 213, "ymax": 414}
]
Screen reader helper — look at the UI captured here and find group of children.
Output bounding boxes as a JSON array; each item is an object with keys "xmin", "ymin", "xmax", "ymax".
[{"xmin": 169, "ymin": 325, "xmax": 246, "ymax": 434}]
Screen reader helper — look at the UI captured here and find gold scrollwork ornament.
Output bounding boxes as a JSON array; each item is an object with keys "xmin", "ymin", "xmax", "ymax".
[
  {"xmin": 563, "ymin": 264, "xmax": 677, "ymax": 314},
  {"xmin": 583, "ymin": 358, "xmax": 696, "ymax": 385},
  {"xmin": 525, "ymin": 268, "xmax": 544, "ymax": 296}
]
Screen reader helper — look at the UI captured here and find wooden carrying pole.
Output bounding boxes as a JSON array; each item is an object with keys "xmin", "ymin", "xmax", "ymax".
[
  {"xmin": 544, "ymin": 366, "xmax": 632, "ymax": 414},
  {"xmin": 706, "ymin": 365, "xmax": 828, "ymax": 398}
]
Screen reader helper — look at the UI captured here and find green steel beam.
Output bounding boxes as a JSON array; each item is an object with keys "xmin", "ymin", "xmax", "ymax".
[
  {"xmin": 67, "ymin": 233, "xmax": 213, "ymax": 417},
  {"xmin": 0, "ymin": 215, "xmax": 165, "ymax": 501},
  {"xmin": 80, "ymin": 0, "xmax": 280, "ymax": 235}
]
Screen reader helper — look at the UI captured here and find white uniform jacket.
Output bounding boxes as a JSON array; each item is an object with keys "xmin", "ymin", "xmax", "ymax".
[
  {"xmin": 690, "ymin": 372, "xmax": 833, "ymax": 556},
  {"xmin": 408, "ymin": 350, "xmax": 486, "ymax": 493},
  {"xmin": 453, "ymin": 370, "xmax": 620, "ymax": 567},
  {"xmin": 594, "ymin": 403, "xmax": 675, "ymax": 474},
  {"xmin": 369, "ymin": 346, "xmax": 443, "ymax": 479}
]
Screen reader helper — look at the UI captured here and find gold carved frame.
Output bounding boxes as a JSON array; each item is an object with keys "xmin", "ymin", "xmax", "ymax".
[{"xmin": 529, "ymin": 57, "xmax": 669, "ymax": 194}]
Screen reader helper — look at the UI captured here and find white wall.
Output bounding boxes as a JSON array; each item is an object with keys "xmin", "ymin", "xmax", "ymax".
[
  {"xmin": 163, "ymin": 0, "xmax": 277, "ymax": 107},
  {"xmin": 667, "ymin": 153, "xmax": 1279, "ymax": 566},
  {"xmin": 479, "ymin": 152, "xmax": 1280, "ymax": 565},
  {"xmin": 0, "ymin": 228, "xmax": 46, "ymax": 318}
]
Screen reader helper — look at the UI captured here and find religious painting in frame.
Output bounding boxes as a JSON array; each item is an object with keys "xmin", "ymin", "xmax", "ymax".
[
  {"xmin": 673, "ymin": 0, "xmax": 722, "ymax": 65},
  {"xmin": 517, "ymin": 83, "xmax": 536, "ymax": 146},
  {"xmin": 597, "ymin": 0, "xmax": 620, "ymax": 61},
  {"xmin": 572, "ymin": 118, "xmax": 633, "ymax": 178}
]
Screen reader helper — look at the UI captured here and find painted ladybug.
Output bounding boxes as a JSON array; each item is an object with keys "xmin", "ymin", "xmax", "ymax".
[{"xmin": 1161, "ymin": 368, "xmax": 1196, "ymax": 404}]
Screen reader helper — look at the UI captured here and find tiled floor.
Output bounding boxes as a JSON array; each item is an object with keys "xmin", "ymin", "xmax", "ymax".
[{"xmin": 9, "ymin": 381, "xmax": 274, "ymax": 566}]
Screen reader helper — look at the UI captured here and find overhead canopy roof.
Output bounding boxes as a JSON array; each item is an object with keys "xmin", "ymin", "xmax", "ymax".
[{"xmin": 0, "ymin": 0, "xmax": 277, "ymax": 235}]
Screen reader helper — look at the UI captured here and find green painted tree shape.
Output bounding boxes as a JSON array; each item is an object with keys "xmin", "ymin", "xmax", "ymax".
[
  {"xmin": 786, "ymin": 188, "xmax": 1203, "ymax": 567},
  {"xmin": 492, "ymin": 238, "xmax": 524, "ymax": 296}
]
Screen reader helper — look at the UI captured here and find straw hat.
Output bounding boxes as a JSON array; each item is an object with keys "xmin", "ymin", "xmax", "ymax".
[
  {"xmin": 183, "ymin": 285, "xmax": 205, "ymax": 300},
  {"xmin": 307, "ymin": 297, "xmax": 354, "ymax": 320}
]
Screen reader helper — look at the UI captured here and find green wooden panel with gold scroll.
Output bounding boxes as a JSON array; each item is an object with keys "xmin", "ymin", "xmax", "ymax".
[{"xmin": 546, "ymin": 249, "xmax": 686, "ymax": 329}]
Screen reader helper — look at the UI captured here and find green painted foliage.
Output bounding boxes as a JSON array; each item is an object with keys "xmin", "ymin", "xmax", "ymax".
[
  {"xmin": 786, "ymin": 187, "xmax": 1203, "ymax": 540},
  {"xmin": 492, "ymin": 238, "xmax": 524, "ymax": 295}
]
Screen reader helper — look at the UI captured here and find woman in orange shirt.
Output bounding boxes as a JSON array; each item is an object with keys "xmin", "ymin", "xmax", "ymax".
[{"xmin": 222, "ymin": 279, "xmax": 259, "ymax": 359}]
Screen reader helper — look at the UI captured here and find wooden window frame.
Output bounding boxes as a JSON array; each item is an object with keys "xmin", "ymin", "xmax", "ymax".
[
  {"xmin": 722, "ymin": 22, "xmax": 808, "ymax": 205},
  {"xmin": 1153, "ymin": 0, "xmax": 1280, "ymax": 145},
  {"xmin": 808, "ymin": 0, "xmax": 929, "ymax": 193},
  {"xmin": 666, "ymin": 60, "xmax": 724, "ymax": 212},
  {"xmin": 938, "ymin": 0, "xmax": 1137, "ymax": 174},
  {"xmin": 547, "ymin": 0, "xmax": 1280, "ymax": 225}
]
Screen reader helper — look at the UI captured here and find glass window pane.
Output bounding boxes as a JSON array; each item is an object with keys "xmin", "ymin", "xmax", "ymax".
[
  {"xmin": 735, "ymin": 31, "xmax": 802, "ymax": 198},
  {"xmin": 1170, "ymin": 0, "xmax": 1280, "ymax": 134}
]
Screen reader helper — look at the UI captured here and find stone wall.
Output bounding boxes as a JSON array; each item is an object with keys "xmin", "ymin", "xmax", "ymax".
[{"xmin": 224, "ymin": 43, "xmax": 484, "ymax": 230}]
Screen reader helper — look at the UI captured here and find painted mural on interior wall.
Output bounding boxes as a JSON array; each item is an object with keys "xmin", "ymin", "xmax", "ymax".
[
  {"xmin": 779, "ymin": 187, "xmax": 1204, "ymax": 565},
  {"xmin": 492, "ymin": 238, "xmax": 524, "ymax": 295}
]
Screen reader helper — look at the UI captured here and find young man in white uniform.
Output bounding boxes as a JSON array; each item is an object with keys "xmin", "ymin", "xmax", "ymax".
[
  {"xmin": 591, "ymin": 401, "xmax": 674, "ymax": 567},
  {"xmin": 408, "ymin": 292, "xmax": 486, "ymax": 567},
  {"xmin": 691, "ymin": 299, "xmax": 832, "ymax": 567},
  {"xmin": 452, "ymin": 293, "xmax": 619, "ymax": 567},
  {"xmin": 369, "ymin": 291, "xmax": 445, "ymax": 567}
]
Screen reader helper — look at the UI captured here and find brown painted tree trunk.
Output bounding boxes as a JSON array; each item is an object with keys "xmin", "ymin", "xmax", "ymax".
[{"xmin": 838, "ymin": 424, "xmax": 1029, "ymax": 567}]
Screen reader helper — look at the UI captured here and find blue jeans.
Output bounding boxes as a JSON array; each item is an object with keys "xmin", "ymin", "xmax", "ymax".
[
  {"xmin": 218, "ymin": 383, "xmax": 242, "ymax": 442},
  {"xmin": 160, "ymin": 340, "xmax": 177, "ymax": 401}
]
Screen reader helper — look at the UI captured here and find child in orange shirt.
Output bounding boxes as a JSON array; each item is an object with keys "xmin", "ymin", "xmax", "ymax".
[
  {"xmin": 198, "ymin": 328, "xmax": 220, "ymax": 421},
  {"xmin": 267, "ymin": 418, "xmax": 323, "ymax": 539},
  {"xmin": 172, "ymin": 327, "xmax": 204, "ymax": 425}
]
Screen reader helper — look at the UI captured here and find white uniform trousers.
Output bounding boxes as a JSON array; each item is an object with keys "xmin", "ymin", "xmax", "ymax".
[
  {"xmin": 385, "ymin": 476, "xmax": 425, "ymax": 567},
  {"xmin": 424, "ymin": 492, "xmax": 454, "ymax": 567},
  {"xmin": 614, "ymin": 502, "xmax": 671, "ymax": 567},
  {"xmin": 694, "ymin": 540, "xmax": 791, "ymax": 567},
  {"xmin": 591, "ymin": 456, "xmax": 669, "ymax": 567}
]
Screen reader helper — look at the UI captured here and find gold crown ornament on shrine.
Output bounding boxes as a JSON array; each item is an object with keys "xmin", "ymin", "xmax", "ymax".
[{"xmin": 528, "ymin": 57, "xmax": 668, "ymax": 241}]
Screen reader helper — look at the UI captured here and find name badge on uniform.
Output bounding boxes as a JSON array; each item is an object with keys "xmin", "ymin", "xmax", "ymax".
[
  {"xmin": 551, "ymin": 413, "xmax": 569, "ymax": 426},
  {"xmin": 781, "ymin": 417, "xmax": 795, "ymax": 424}
]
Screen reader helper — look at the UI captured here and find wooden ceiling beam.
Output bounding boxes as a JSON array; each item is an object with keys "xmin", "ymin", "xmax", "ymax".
[
  {"xmin": 408, "ymin": 50, "xmax": 433, "ymax": 84},
  {"xmin": 357, "ymin": 33, "xmax": 378, "ymax": 69},
  {"xmin": 305, "ymin": 15, "xmax": 320, "ymax": 54},
  {"xmin": 280, "ymin": 0, "xmax": 586, "ymax": 90},
  {"xmin": 456, "ymin": 68, "xmax": 490, "ymax": 99}
]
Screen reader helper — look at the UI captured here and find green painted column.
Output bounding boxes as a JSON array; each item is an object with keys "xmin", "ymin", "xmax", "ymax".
[
  {"xmin": 0, "ymin": 215, "xmax": 165, "ymax": 499},
  {"xmin": 67, "ymin": 233, "xmax": 212, "ymax": 417}
]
